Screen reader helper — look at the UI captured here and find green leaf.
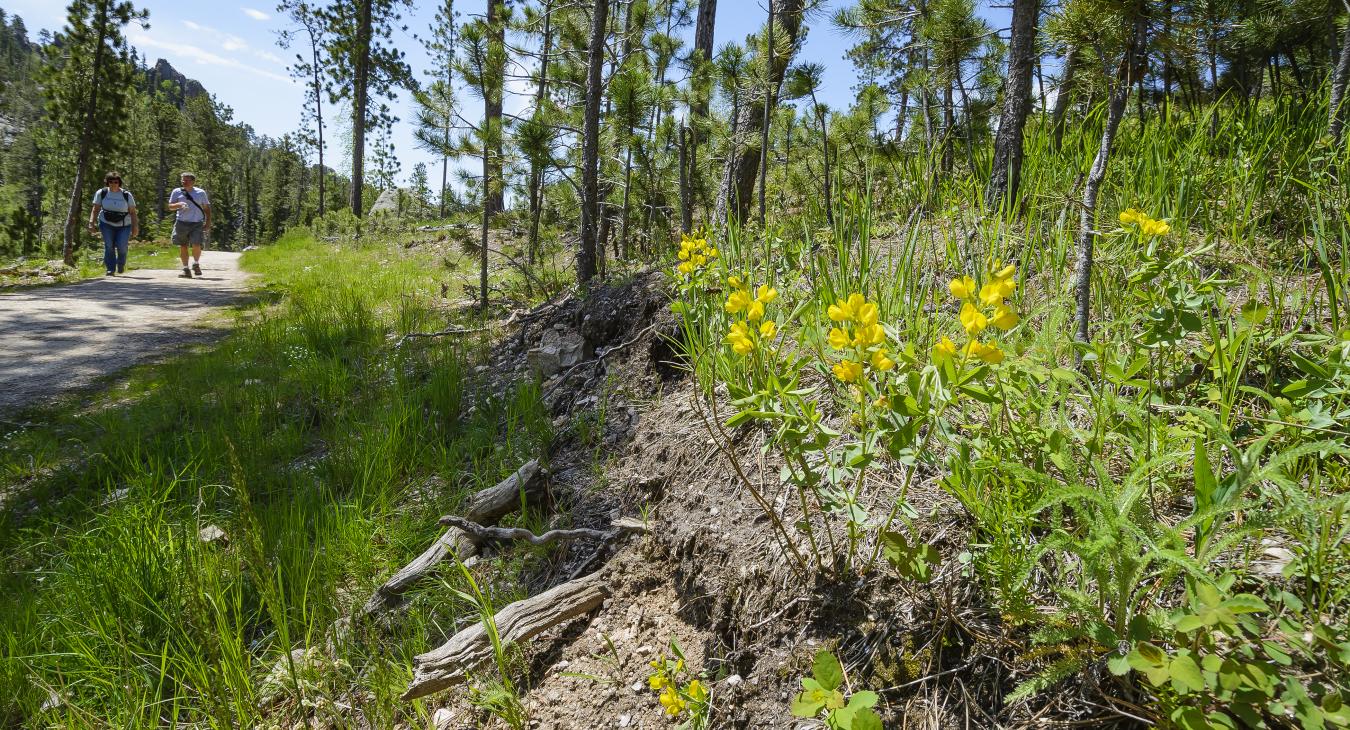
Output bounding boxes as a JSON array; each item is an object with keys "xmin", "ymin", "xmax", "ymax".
[
  {"xmin": 847, "ymin": 691, "xmax": 878, "ymax": 710},
  {"xmin": 1222, "ymin": 594, "xmax": 1269, "ymax": 614},
  {"xmin": 1240, "ymin": 299, "xmax": 1270, "ymax": 326},
  {"xmin": 813, "ymin": 650, "xmax": 844, "ymax": 692},
  {"xmin": 1174, "ymin": 614, "xmax": 1208, "ymax": 633},
  {"xmin": 1170, "ymin": 654, "xmax": 1206, "ymax": 693},
  {"xmin": 850, "ymin": 708, "xmax": 883, "ymax": 730},
  {"xmin": 1107, "ymin": 653, "xmax": 1132, "ymax": 676}
]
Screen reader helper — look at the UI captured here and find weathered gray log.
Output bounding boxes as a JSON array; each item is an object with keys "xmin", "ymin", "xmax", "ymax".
[
  {"xmin": 403, "ymin": 573, "xmax": 610, "ymax": 700},
  {"xmin": 362, "ymin": 460, "xmax": 546, "ymax": 615},
  {"xmin": 438, "ymin": 515, "xmax": 648, "ymax": 546}
]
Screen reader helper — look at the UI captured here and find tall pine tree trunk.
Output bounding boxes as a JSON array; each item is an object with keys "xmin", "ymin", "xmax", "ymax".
[
  {"xmin": 528, "ymin": 0, "xmax": 552, "ymax": 262},
  {"xmin": 577, "ymin": 0, "xmax": 608, "ymax": 285},
  {"xmin": 719, "ymin": 0, "xmax": 804, "ymax": 225},
  {"xmin": 757, "ymin": 0, "xmax": 774, "ymax": 226},
  {"xmin": 1074, "ymin": 11, "xmax": 1145, "ymax": 355},
  {"xmin": 309, "ymin": 25, "xmax": 326, "ymax": 218},
  {"xmin": 350, "ymin": 0, "xmax": 372, "ymax": 217},
  {"xmin": 486, "ymin": 0, "xmax": 505, "ymax": 216},
  {"xmin": 985, "ymin": 0, "xmax": 1039, "ymax": 211},
  {"xmin": 678, "ymin": 125, "xmax": 692, "ymax": 233},
  {"xmin": 63, "ymin": 4, "xmax": 111, "ymax": 266},
  {"xmin": 1050, "ymin": 48, "xmax": 1077, "ymax": 151},
  {"xmin": 1330, "ymin": 2, "xmax": 1350, "ymax": 146},
  {"xmin": 689, "ymin": 0, "xmax": 716, "ymax": 219}
]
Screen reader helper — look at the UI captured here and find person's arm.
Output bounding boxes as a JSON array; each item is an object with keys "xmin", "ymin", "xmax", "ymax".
[
  {"xmin": 129, "ymin": 198, "xmax": 139, "ymax": 237},
  {"xmin": 88, "ymin": 202, "xmax": 100, "ymax": 231},
  {"xmin": 203, "ymin": 200, "xmax": 212, "ymax": 232},
  {"xmin": 168, "ymin": 189, "xmax": 184, "ymax": 211}
]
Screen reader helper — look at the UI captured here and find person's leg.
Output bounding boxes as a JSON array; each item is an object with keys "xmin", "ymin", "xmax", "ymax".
[
  {"xmin": 114, "ymin": 226, "xmax": 131, "ymax": 273},
  {"xmin": 100, "ymin": 222, "xmax": 116, "ymax": 274},
  {"xmin": 191, "ymin": 224, "xmax": 204, "ymax": 274},
  {"xmin": 172, "ymin": 222, "xmax": 192, "ymax": 277}
]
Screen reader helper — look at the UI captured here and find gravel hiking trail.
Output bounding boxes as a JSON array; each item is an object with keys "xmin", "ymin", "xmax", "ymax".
[{"xmin": 0, "ymin": 251, "xmax": 251, "ymax": 416}]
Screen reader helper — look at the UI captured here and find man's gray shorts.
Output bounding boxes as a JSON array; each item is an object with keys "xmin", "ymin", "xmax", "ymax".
[{"xmin": 172, "ymin": 220, "xmax": 204, "ymax": 246}]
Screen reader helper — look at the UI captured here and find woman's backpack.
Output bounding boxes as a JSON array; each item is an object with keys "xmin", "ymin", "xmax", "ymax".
[{"xmin": 98, "ymin": 188, "xmax": 130, "ymax": 224}]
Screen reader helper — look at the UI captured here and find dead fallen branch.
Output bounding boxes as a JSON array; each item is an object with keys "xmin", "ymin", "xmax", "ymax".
[
  {"xmin": 402, "ymin": 573, "xmax": 610, "ymax": 700},
  {"xmin": 361, "ymin": 461, "xmax": 547, "ymax": 615},
  {"xmin": 437, "ymin": 515, "xmax": 648, "ymax": 547}
]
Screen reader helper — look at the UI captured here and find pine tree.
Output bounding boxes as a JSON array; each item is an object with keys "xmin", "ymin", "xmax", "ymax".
[
  {"xmin": 578, "ymin": 0, "xmax": 610, "ymax": 285},
  {"xmin": 318, "ymin": 0, "xmax": 413, "ymax": 217},
  {"xmin": 44, "ymin": 0, "xmax": 146, "ymax": 265},
  {"xmin": 279, "ymin": 1, "xmax": 329, "ymax": 218}
]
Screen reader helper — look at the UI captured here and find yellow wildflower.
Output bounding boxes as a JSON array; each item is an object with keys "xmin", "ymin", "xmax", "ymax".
[
  {"xmin": 659, "ymin": 686, "xmax": 685, "ymax": 716},
  {"xmin": 747, "ymin": 299, "xmax": 766, "ymax": 322},
  {"xmin": 677, "ymin": 248, "xmax": 690, "ymax": 261},
  {"xmin": 1141, "ymin": 218, "xmax": 1171, "ymax": 237},
  {"xmin": 759, "ymin": 320, "xmax": 777, "ymax": 338},
  {"xmin": 833, "ymin": 359, "xmax": 863, "ymax": 383},
  {"xmin": 874, "ymin": 395, "xmax": 891, "ymax": 409},
  {"xmin": 756, "ymin": 284, "xmax": 778, "ymax": 304},
  {"xmin": 959, "ymin": 301, "xmax": 989, "ymax": 334},
  {"xmin": 994, "ymin": 263, "xmax": 1016, "ymax": 281},
  {"xmin": 949, "ymin": 276, "xmax": 977, "ymax": 300},
  {"xmin": 965, "ymin": 340, "xmax": 1005, "ymax": 364},
  {"xmin": 933, "ymin": 336, "xmax": 959, "ymax": 361},
  {"xmin": 1119, "ymin": 208, "xmax": 1144, "ymax": 226},
  {"xmin": 725, "ymin": 289, "xmax": 753, "ymax": 315},
  {"xmin": 677, "ymin": 261, "xmax": 694, "ymax": 276},
  {"xmin": 991, "ymin": 305, "xmax": 1019, "ymax": 330},
  {"xmin": 727, "ymin": 275, "xmax": 743, "ymax": 289},
  {"xmin": 857, "ymin": 301, "xmax": 879, "ymax": 328},
  {"xmin": 978, "ymin": 281, "xmax": 1005, "ymax": 307},
  {"xmin": 649, "ymin": 673, "xmax": 668, "ymax": 690},
  {"xmin": 726, "ymin": 322, "xmax": 755, "ymax": 356},
  {"xmin": 870, "ymin": 348, "xmax": 896, "ymax": 371},
  {"xmin": 828, "ymin": 327, "xmax": 851, "ymax": 349},
  {"xmin": 855, "ymin": 323, "xmax": 886, "ymax": 347},
  {"xmin": 687, "ymin": 679, "xmax": 709, "ymax": 703}
]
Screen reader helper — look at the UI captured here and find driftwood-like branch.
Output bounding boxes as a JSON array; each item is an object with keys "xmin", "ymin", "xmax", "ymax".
[
  {"xmin": 437, "ymin": 515, "xmax": 648, "ymax": 547},
  {"xmin": 402, "ymin": 573, "xmax": 610, "ymax": 700},
  {"xmin": 362, "ymin": 461, "xmax": 547, "ymax": 615}
]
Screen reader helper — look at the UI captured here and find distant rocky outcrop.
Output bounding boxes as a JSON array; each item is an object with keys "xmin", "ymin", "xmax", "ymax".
[{"xmin": 144, "ymin": 58, "xmax": 207, "ymax": 106}]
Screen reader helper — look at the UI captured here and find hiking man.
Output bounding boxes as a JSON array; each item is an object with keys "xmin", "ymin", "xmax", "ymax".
[
  {"xmin": 87, "ymin": 171, "xmax": 138, "ymax": 276},
  {"xmin": 168, "ymin": 172, "xmax": 211, "ymax": 278}
]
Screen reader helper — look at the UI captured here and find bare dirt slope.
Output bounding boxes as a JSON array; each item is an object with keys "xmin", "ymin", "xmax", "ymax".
[{"xmin": 0, "ymin": 251, "xmax": 250, "ymax": 415}]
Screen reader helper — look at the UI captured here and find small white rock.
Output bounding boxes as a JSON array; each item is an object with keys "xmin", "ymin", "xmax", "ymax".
[
  {"xmin": 631, "ymin": 681, "xmax": 645, "ymax": 693},
  {"xmin": 709, "ymin": 507, "xmax": 719, "ymax": 516},
  {"xmin": 618, "ymin": 715, "xmax": 633, "ymax": 728},
  {"xmin": 725, "ymin": 674, "xmax": 743, "ymax": 688}
]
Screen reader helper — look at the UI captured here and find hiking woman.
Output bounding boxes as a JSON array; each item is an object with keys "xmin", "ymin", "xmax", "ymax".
[{"xmin": 87, "ymin": 172, "xmax": 139, "ymax": 276}]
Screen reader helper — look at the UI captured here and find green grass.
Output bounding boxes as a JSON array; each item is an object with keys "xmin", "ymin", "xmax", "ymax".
[
  {"xmin": 1, "ymin": 240, "xmax": 188, "ymax": 288},
  {"xmin": 0, "ymin": 227, "xmax": 552, "ymax": 728}
]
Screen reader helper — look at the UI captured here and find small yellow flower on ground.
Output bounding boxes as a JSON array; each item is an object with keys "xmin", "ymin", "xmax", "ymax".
[
  {"xmin": 870, "ymin": 348, "xmax": 896, "ymax": 371},
  {"xmin": 759, "ymin": 320, "xmax": 776, "ymax": 338},
  {"xmin": 659, "ymin": 685, "xmax": 685, "ymax": 716},
  {"xmin": 687, "ymin": 679, "xmax": 708, "ymax": 703},
  {"xmin": 1119, "ymin": 208, "xmax": 1144, "ymax": 226},
  {"xmin": 833, "ymin": 359, "xmax": 863, "ymax": 383},
  {"xmin": 1141, "ymin": 218, "xmax": 1171, "ymax": 237},
  {"xmin": 856, "ymin": 323, "xmax": 886, "ymax": 347},
  {"xmin": 727, "ymin": 275, "xmax": 743, "ymax": 288},
  {"xmin": 747, "ymin": 299, "xmax": 766, "ymax": 322},
  {"xmin": 649, "ymin": 673, "xmax": 667, "ymax": 690},
  {"xmin": 756, "ymin": 284, "xmax": 777, "ymax": 304}
]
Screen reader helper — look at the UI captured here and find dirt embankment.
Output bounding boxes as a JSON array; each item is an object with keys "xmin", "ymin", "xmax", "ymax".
[
  {"xmin": 398, "ymin": 272, "xmax": 1054, "ymax": 729},
  {"xmin": 0, "ymin": 252, "xmax": 250, "ymax": 416}
]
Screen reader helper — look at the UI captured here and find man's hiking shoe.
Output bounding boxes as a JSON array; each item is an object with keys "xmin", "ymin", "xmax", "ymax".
[
  {"xmin": 105, "ymin": 271, "xmax": 114, "ymax": 276},
  {"xmin": 192, "ymin": 263, "xmax": 202, "ymax": 276},
  {"xmin": 180, "ymin": 267, "xmax": 193, "ymax": 279}
]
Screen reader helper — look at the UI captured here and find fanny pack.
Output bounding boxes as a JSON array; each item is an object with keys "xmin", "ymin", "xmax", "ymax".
[{"xmin": 99, "ymin": 189, "xmax": 129, "ymax": 223}]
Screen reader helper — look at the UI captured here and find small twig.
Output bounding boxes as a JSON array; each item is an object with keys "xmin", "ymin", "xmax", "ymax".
[
  {"xmin": 746, "ymin": 597, "xmax": 807, "ymax": 631},
  {"xmin": 438, "ymin": 515, "xmax": 647, "ymax": 546},
  {"xmin": 395, "ymin": 325, "xmax": 492, "ymax": 348},
  {"xmin": 876, "ymin": 660, "xmax": 975, "ymax": 693}
]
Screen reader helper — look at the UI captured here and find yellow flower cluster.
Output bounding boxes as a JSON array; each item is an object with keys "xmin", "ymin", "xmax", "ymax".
[
  {"xmin": 725, "ymin": 276, "xmax": 778, "ymax": 356},
  {"xmin": 647, "ymin": 657, "xmax": 707, "ymax": 718},
  {"xmin": 935, "ymin": 264, "xmax": 1019, "ymax": 365},
  {"xmin": 1119, "ymin": 208, "xmax": 1171, "ymax": 237},
  {"xmin": 827, "ymin": 293, "xmax": 895, "ymax": 383},
  {"xmin": 676, "ymin": 233, "xmax": 718, "ymax": 277}
]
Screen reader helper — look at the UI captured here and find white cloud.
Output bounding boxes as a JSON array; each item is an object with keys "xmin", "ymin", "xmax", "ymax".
[
  {"xmin": 242, "ymin": 7, "xmax": 270, "ymax": 21},
  {"xmin": 183, "ymin": 20, "xmax": 206, "ymax": 32},
  {"xmin": 128, "ymin": 27, "xmax": 294, "ymax": 84},
  {"xmin": 222, "ymin": 35, "xmax": 248, "ymax": 52},
  {"xmin": 255, "ymin": 49, "xmax": 285, "ymax": 65}
]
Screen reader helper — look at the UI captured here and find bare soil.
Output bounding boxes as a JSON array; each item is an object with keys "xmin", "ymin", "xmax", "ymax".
[{"xmin": 0, "ymin": 251, "xmax": 250, "ymax": 416}]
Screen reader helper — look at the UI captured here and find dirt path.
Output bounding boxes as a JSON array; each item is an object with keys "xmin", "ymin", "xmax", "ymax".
[{"xmin": 0, "ymin": 252, "xmax": 251, "ymax": 416}]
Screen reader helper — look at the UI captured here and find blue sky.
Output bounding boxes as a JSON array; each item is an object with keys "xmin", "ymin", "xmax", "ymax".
[{"xmin": 3, "ymin": 1, "xmax": 1009, "ymax": 190}]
